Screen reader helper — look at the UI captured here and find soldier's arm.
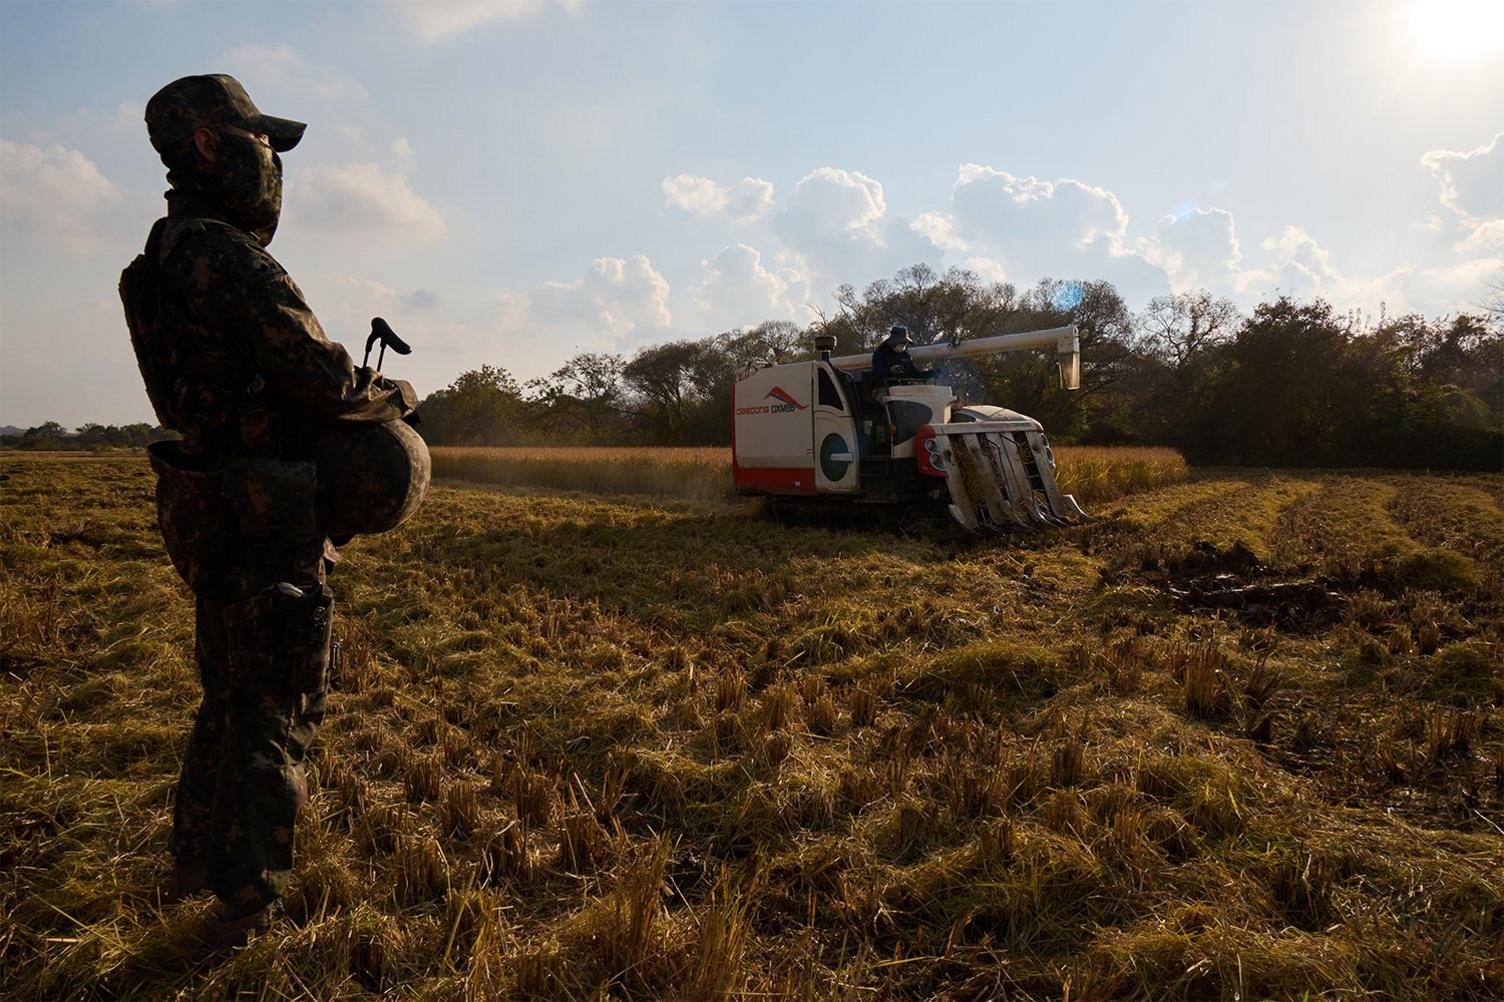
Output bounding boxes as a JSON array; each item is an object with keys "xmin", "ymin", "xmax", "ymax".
[{"xmin": 164, "ymin": 224, "xmax": 417, "ymax": 423}]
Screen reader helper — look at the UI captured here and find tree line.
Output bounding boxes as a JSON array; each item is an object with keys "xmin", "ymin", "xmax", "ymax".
[
  {"xmin": 416, "ymin": 266, "xmax": 1502, "ymax": 470},
  {"xmin": 8, "ymin": 267, "xmax": 1497, "ymax": 468},
  {"xmin": 1, "ymin": 422, "xmax": 173, "ymax": 451}
]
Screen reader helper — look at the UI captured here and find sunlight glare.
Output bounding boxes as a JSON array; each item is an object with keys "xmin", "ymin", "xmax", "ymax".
[{"xmin": 1407, "ymin": 0, "xmax": 1504, "ymax": 62}]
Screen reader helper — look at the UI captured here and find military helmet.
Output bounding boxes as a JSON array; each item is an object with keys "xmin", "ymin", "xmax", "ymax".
[{"xmin": 315, "ymin": 419, "xmax": 430, "ymax": 539}]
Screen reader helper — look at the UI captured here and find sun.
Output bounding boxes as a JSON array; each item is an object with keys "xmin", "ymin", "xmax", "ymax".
[{"xmin": 1406, "ymin": 0, "xmax": 1504, "ymax": 62}]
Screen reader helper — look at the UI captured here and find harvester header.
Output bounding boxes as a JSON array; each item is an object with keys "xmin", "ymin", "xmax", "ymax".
[{"xmin": 731, "ymin": 324, "xmax": 1089, "ymax": 534}]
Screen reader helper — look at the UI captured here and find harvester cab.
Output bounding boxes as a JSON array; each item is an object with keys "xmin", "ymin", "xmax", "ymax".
[{"xmin": 731, "ymin": 325, "xmax": 1089, "ymax": 533}]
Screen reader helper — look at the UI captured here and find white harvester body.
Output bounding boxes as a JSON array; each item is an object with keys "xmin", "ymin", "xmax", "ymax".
[{"xmin": 731, "ymin": 325, "xmax": 1088, "ymax": 533}]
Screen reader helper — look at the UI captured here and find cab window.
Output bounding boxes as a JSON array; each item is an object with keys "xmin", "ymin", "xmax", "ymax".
[{"xmin": 817, "ymin": 367, "xmax": 845, "ymax": 411}]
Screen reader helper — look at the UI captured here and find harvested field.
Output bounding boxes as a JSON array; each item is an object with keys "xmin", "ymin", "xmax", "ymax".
[
  {"xmin": 431, "ymin": 445, "xmax": 1188, "ymax": 506},
  {"xmin": 2, "ymin": 455, "xmax": 1502, "ymax": 999}
]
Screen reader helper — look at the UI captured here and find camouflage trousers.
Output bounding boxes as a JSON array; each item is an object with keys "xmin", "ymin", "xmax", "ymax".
[{"xmin": 167, "ymin": 542, "xmax": 333, "ymax": 919}]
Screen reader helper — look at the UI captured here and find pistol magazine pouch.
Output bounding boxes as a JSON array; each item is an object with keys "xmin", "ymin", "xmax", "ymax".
[
  {"xmin": 225, "ymin": 582, "xmax": 335, "ymax": 698},
  {"xmin": 220, "ymin": 457, "xmax": 325, "ymax": 585},
  {"xmin": 221, "ymin": 458, "xmax": 318, "ymax": 539},
  {"xmin": 148, "ymin": 441, "xmax": 235, "ymax": 592}
]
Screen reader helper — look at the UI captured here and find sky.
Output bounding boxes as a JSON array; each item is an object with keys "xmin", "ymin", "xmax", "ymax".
[{"xmin": 1, "ymin": 0, "xmax": 1501, "ymax": 428}]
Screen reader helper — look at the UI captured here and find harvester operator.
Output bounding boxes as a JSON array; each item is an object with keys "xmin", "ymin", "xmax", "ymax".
[
  {"xmin": 121, "ymin": 74, "xmax": 423, "ymax": 951},
  {"xmin": 872, "ymin": 325, "xmax": 932, "ymax": 383}
]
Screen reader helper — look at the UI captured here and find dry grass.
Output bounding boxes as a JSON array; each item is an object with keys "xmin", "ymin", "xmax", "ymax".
[
  {"xmin": 1049, "ymin": 445, "xmax": 1188, "ymax": 504},
  {"xmin": 432, "ymin": 446, "xmax": 730, "ymax": 500},
  {"xmin": 2, "ymin": 454, "xmax": 1502, "ymax": 999},
  {"xmin": 432, "ymin": 444, "xmax": 1187, "ymax": 506}
]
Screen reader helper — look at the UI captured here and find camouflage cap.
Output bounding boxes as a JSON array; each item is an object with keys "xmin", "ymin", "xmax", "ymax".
[{"xmin": 145, "ymin": 74, "xmax": 306, "ymax": 159}]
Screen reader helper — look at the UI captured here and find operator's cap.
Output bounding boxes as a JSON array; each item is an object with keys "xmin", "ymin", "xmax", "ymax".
[
  {"xmin": 887, "ymin": 325, "xmax": 911, "ymax": 344},
  {"xmin": 145, "ymin": 74, "xmax": 306, "ymax": 158}
]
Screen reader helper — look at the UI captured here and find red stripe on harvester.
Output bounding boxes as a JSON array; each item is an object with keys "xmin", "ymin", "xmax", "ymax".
[{"xmin": 733, "ymin": 466, "xmax": 818, "ymax": 494}]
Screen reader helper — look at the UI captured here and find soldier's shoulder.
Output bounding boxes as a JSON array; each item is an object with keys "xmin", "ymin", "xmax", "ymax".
[{"xmin": 161, "ymin": 216, "xmax": 284, "ymax": 284}]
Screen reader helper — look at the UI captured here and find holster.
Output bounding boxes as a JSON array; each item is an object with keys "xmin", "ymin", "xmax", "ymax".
[{"xmin": 224, "ymin": 581, "xmax": 336, "ymax": 698}]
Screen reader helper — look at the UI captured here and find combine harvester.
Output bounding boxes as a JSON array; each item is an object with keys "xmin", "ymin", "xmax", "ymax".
[{"xmin": 732, "ymin": 326, "xmax": 1089, "ymax": 534}]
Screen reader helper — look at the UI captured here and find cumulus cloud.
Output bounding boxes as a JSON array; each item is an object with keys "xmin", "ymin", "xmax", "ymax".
[
  {"xmin": 725, "ymin": 179, "xmax": 777, "ymax": 223},
  {"xmin": 678, "ymin": 151, "xmax": 1498, "ymax": 328},
  {"xmin": 500, "ymin": 255, "xmax": 672, "ymax": 343},
  {"xmin": 694, "ymin": 243, "xmax": 802, "ymax": 326},
  {"xmin": 910, "ymin": 211, "xmax": 961, "ymax": 250},
  {"xmin": 963, "ymin": 256, "xmax": 1008, "ymax": 284},
  {"xmin": 1423, "ymin": 132, "xmax": 1504, "ymax": 222},
  {"xmin": 767, "ymin": 167, "xmax": 936, "ymax": 289},
  {"xmin": 294, "ymin": 161, "xmax": 445, "ymax": 241},
  {"xmin": 0, "ymin": 140, "xmax": 121, "ymax": 248},
  {"xmin": 384, "ymin": 0, "xmax": 580, "ymax": 42},
  {"xmin": 780, "ymin": 167, "xmax": 886, "ymax": 243},
  {"xmin": 1423, "ymin": 132, "xmax": 1504, "ymax": 253},
  {"xmin": 348, "ymin": 277, "xmax": 440, "ymax": 312},
  {"xmin": 1457, "ymin": 219, "xmax": 1504, "ymax": 253},
  {"xmin": 1227, "ymin": 224, "xmax": 1501, "ymax": 317},
  {"xmin": 391, "ymin": 137, "xmax": 416, "ymax": 170},
  {"xmin": 1144, "ymin": 208, "xmax": 1242, "ymax": 291},
  {"xmin": 947, "ymin": 165, "xmax": 1130, "ymax": 252},
  {"xmin": 1143, "ymin": 209, "xmax": 1498, "ymax": 319},
  {"xmin": 301, "ymin": 278, "xmax": 447, "ymax": 371},
  {"xmin": 662, "ymin": 174, "xmax": 774, "ymax": 222},
  {"xmin": 1262, "ymin": 225, "xmax": 1340, "ymax": 283},
  {"xmin": 662, "ymin": 175, "xmax": 724, "ymax": 217},
  {"xmin": 1360, "ymin": 256, "xmax": 1504, "ymax": 317},
  {"xmin": 1228, "ymin": 225, "xmax": 1331, "ymax": 301},
  {"xmin": 917, "ymin": 163, "xmax": 1167, "ymax": 302}
]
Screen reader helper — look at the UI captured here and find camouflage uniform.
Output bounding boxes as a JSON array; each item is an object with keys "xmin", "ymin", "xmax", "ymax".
[{"xmin": 123, "ymin": 75, "xmax": 415, "ymax": 921}]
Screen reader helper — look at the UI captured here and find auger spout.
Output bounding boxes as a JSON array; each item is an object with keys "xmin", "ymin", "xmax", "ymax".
[{"xmin": 828, "ymin": 324, "xmax": 1081, "ymax": 390}]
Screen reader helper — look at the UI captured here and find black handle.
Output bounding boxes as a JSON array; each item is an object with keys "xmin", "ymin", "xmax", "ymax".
[
  {"xmin": 371, "ymin": 317, "xmax": 411, "ymax": 356},
  {"xmin": 362, "ymin": 317, "xmax": 413, "ymax": 370}
]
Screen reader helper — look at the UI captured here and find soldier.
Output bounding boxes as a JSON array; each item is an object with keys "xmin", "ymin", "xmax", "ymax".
[{"xmin": 120, "ymin": 74, "xmax": 424, "ymax": 949}]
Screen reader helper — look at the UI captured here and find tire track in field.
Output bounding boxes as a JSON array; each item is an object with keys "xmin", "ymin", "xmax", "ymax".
[
  {"xmin": 1134, "ymin": 474, "xmax": 1323, "ymax": 560},
  {"xmin": 1464, "ymin": 474, "xmax": 1504, "ymax": 509},
  {"xmin": 1266, "ymin": 476, "xmax": 1419, "ymax": 574},
  {"xmin": 1093, "ymin": 476, "xmax": 1251, "ymax": 531},
  {"xmin": 1018, "ymin": 477, "xmax": 1251, "ymax": 561},
  {"xmin": 1387, "ymin": 476, "xmax": 1504, "ymax": 573}
]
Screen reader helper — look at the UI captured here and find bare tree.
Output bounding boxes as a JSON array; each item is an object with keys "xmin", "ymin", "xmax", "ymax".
[
  {"xmin": 718, "ymin": 321, "xmax": 807, "ymax": 368},
  {"xmin": 1136, "ymin": 290, "xmax": 1240, "ymax": 369},
  {"xmin": 1487, "ymin": 274, "xmax": 1504, "ymax": 325}
]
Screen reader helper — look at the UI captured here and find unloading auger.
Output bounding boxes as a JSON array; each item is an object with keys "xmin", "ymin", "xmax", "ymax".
[{"xmin": 730, "ymin": 325, "xmax": 1089, "ymax": 534}]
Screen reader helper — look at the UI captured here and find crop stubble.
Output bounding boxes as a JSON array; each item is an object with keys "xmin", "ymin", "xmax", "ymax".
[
  {"xmin": 431, "ymin": 445, "xmax": 1189, "ymax": 507},
  {"xmin": 1, "ymin": 454, "xmax": 1501, "ymax": 999}
]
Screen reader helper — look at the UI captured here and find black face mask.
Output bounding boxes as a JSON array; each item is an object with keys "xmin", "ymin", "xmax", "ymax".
[{"xmin": 214, "ymin": 131, "xmax": 282, "ymax": 244}]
